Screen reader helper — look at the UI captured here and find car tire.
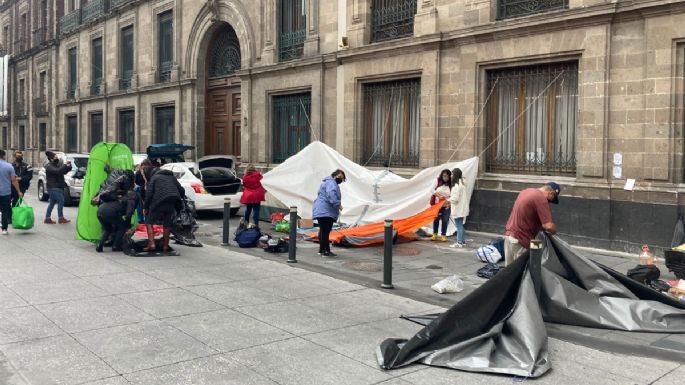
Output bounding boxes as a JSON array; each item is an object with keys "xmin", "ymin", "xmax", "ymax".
[
  {"xmin": 38, "ymin": 182, "xmax": 48, "ymax": 201},
  {"xmin": 230, "ymin": 207, "xmax": 240, "ymax": 216},
  {"xmin": 63, "ymin": 189, "xmax": 74, "ymax": 206}
]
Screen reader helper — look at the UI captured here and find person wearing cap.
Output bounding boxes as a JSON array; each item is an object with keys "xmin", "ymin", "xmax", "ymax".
[
  {"xmin": 503, "ymin": 182, "xmax": 560, "ymax": 265},
  {"xmin": 11, "ymin": 151, "xmax": 33, "ymax": 210}
]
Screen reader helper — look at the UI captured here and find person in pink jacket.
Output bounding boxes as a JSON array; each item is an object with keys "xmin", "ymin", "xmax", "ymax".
[{"xmin": 240, "ymin": 164, "xmax": 266, "ymax": 227}]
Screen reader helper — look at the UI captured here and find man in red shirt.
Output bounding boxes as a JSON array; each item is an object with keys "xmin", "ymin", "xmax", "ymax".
[{"xmin": 504, "ymin": 182, "xmax": 560, "ymax": 265}]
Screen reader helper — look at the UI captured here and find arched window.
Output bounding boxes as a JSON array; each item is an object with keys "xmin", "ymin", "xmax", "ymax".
[{"xmin": 208, "ymin": 25, "xmax": 241, "ymax": 78}]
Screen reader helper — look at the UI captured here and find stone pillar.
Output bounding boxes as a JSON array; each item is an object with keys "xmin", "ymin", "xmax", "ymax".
[
  {"xmin": 261, "ymin": 0, "xmax": 276, "ymax": 65},
  {"xmin": 303, "ymin": 0, "xmax": 319, "ymax": 56},
  {"xmin": 414, "ymin": 0, "xmax": 438, "ymax": 36}
]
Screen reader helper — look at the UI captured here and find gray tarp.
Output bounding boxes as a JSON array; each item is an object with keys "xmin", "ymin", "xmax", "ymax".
[{"xmin": 377, "ymin": 234, "xmax": 685, "ymax": 377}]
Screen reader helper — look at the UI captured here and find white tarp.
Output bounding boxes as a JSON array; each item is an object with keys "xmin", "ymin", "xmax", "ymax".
[{"xmin": 261, "ymin": 141, "xmax": 479, "ymax": 226}]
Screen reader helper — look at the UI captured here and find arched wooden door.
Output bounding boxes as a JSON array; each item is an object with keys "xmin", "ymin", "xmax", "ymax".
[{"xmin": 205, "ymin": 24, "xmax": 242, "ymax": 157}]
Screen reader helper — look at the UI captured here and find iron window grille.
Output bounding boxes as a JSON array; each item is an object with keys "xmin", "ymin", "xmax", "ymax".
[
  {"xmin": 485, "ymin": 62, "xmax": 578, "ymax": 176},
  {"xmin": 361, "ymin": 79, "xmax": 421, "ymax": 168},
  {"xmin": 68, "ymin": 47, "xmax": 77, "ymax": 99},
  {"xmin": 497, "ymin": 0, "xmax": 568, "ymax": 20},
  {"xmin": 90, "ymin": 113, "xmax": 103, "ymax": 148},
  {"xmin": 59, "ymin": 9, "xmax": 81, "ymax": 35},
  {"xmin": 18, "ymin": 125, "xmax": 25, "ymax": 150},
  {"xmin": 91, "ymin": 38, "xmax": 103, "ymax": 96},
  {"xmin": 66, "ymin": 116, "xmax": 78, "ymax": 153},
  {"xmin": 120, "ymin": 26, "xmax": 134, "ymax": 90},
  {"xmin": 39, "ymin": 123, "xmax": 46, "ymax": 151},
  {"xmin": 155, "ymin": 106, "xmax": 175, "ymax": 144},
  {"xmin": 81, "ymin": 0, "xmax": 106, "ymax": 24},
  {"xmin": 208, "ymin": 25, "xmax": 241, "ymax": 78},
  {"xmin": 158, "ymin": 11, "xmax": 173, "ymax": 83},
  {"xmin": 371, "ymin": 0, "xmax": 417, "ymax": 43},
  {"xmin": 272, "ymin": 92, "xmax": 311, "ymax": 163},
  {"xmin": 118, "ymin": 110, "xmax": 135, "ymax": 150},
  {"xmin": 278, "ymin": 0, "xmax": 306, "ymax": 61}
]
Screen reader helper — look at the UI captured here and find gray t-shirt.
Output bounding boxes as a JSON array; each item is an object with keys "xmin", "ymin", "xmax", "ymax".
[{"xmin": 0, "ymin": 160, "xmax": 17, "ymax": 196}]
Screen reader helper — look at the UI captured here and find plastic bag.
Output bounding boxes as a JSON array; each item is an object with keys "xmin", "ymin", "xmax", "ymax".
[
  {"xmin": 275, "ymin": 220, "xmax": 290, "ymax": 233},
  {"xmin": 431, "ymin": 275, "xmax": 464, "ymax": 294},
  {"xmin": 475, "ymin": 245, "xmax": 502, "ymax": 264},
  {"xmin": 11, "ymin": 198, "xmax": 34, "ymax": 230}
]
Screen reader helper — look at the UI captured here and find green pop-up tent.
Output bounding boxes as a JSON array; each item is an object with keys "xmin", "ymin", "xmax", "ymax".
[{"xmin": 76, "ymin": 142, "xmax": 134, "ymax": 242}]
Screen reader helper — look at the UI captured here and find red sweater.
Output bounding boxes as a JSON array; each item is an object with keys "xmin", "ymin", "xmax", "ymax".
[{"xmin": 240, "ymin": 171, "xmax": 266, "ymax": 204}]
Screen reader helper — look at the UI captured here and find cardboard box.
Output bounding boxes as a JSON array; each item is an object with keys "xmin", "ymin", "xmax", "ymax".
[{"xmin": 298, "ymin": 218, "xmax": 314, "ymax": 228}]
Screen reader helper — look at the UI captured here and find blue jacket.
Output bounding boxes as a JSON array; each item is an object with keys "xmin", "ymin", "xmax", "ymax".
[{"xmin": 312, "ymin": 176, "xmax": 341, "ymax": 220}]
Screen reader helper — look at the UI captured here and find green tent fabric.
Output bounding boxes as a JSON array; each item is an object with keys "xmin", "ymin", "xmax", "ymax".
[{"xmin": 76, "ymin": 143, "xmax": 135, "ymax": 242}]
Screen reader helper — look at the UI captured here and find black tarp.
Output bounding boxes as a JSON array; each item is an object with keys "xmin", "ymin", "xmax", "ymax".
[{"xmin": 377, "ymin": 234, "xmax": 685, "ymax": 377}]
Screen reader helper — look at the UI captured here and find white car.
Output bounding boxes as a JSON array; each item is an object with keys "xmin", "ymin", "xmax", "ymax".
[
  {"xmin": 37, "ymin": 152, "xmax": 89, "ymax": 206},
  {"xmin": 161, "ymin": 155, "xmax": 242, "ymax": 214}
]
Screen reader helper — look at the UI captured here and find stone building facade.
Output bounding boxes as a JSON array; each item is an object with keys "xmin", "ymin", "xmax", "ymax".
[{"xmin": 1, "ymin": 0, "xmax": 684, "ymax": 251}]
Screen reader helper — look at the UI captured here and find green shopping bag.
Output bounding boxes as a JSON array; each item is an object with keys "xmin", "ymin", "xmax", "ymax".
[{"xmin": 12, "ymin": 198, "xmax": 35, "ymax": 230}]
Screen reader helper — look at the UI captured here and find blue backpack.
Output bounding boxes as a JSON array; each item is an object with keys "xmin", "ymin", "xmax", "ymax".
[{"xmin": 235, "ymin": 227, "xmax": 262, "ymax": 248}]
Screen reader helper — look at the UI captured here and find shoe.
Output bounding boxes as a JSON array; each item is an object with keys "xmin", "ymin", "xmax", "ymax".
[
  {"xmin": 322, "ymin": 251, "xmax": 337, "ymax": 257},
  {"xmin": 431, "ymin": 234, "xmax": 438, "ymax": 241},
  {"xmin": 95, "ymin": 244, "xmax": 103, "ymax": 253},
  {"xmin": 441, "ymin": 235, "xmax": 447, "ymax": 242},
  {"xmin": 58, "ymin": 218, "xmax": 71, "ymax": 224},
  {"xmin": 1, "ymin": 229, "xmax": 7, "ymax": 235},
  {"xmin": 449, "ymin": 242, "xmax": 462, "ymax": 248},
  {"xmin": 44, "ymin": 218, "xmax": 56, "ymax": 224}
]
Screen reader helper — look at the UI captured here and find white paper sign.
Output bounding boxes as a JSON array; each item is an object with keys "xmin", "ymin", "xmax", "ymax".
[
  {"xmin": 613, "ymin": 153, "xmax": 622, "ymax": 166},
  {"xmin": 624, "ymin": 178, "xmax": 636, "ymax": 191},
  {"xmin": 613, "ymin": 166, "xmax": 622, "ymax": 179}
]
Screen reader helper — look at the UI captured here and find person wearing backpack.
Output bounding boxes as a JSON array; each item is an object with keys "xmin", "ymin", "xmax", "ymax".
[
  {"xmin": 448, "ymin": 168, "xmax": 469, "ymax": 248},
  {"xmin": 240, "ymin": 164, "xmax": 266, "ymax": 228}
]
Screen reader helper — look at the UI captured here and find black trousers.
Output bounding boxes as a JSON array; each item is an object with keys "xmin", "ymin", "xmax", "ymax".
[
  {"xmin": 316, "ymin": 217, "xmax": 335, "ymax": 253},
  {"xmin": 97, "ymin": 214, "xmax": 128, "ymax": 250}
]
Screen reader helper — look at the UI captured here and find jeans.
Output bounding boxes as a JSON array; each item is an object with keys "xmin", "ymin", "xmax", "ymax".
[
  {"xmin": 244, "ymin": 203, "xmax": 261, "ymax": 225},
  {"xmin": 454, "ymin": 217, "xmax": 465, "ymax": 244},
  {"xmin": 0, "ymin": 194, "xmax": 10, "ymax": 230},
  {"xmin": 98, "ymin": 214, "xmax": 128, "ymax": 250},
  {"xmin": 46, "ymin": 188, "xmax": 65, "ymax": 219},
  {"xmin": 433, "ymin": 206, "xmax": 451, "ymax": 236},
  {"xmin": 316, "ymin": 217, "xmax": 335, "ymax": 253}
]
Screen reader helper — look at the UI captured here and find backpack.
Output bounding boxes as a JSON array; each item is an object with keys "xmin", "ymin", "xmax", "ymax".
[
  {"xmin": 475, "ymin": 245, "xmax": 503, "ymax": 264},
  {"xmin": 235, "ymin": 227, "xmax": 262, "ymax": 248}
]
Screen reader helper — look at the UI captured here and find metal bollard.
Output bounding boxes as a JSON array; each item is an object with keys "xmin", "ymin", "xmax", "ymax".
[
  {"xmin": 221, "ymin": 198, "xmax": 231, "ymax": 246},
  {"xmin": 529, "ymin": 239, "xmax": 543, "ymax": 300},
  {"xmin": 381, "ymin": 219, "xmax": 394, "ymax": 289},
  {"xmin": 287, "ymin": 206, "xmax": 298, "ymax": 263}
]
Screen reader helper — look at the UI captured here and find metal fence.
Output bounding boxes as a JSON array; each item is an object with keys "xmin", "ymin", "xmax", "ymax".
[
  {"xmin": 371, "ymin": 0, "xmax": 417, "ymax": 43},
  {"xmin": 485, "ymin": 62, "xmax": 578, "ymax": 176},
  {"xmin": 278, "ymin": 0, "xmax": 306, "ymax": 61}
]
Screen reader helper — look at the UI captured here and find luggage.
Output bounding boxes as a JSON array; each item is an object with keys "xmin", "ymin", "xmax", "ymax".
[
  {"xmin": 235, "ymin": 227, "xmax": 262, "ymax": 248},
  {"xmin": 11, "ymin": 198, "xmax": 34, "ymax": 230},
  {"xmin": 475, "ymin": 245, "xmax": 503, "ymax": 264}
]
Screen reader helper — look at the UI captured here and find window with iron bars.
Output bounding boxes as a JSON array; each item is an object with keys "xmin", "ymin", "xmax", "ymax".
[
  {"xmin": 158, "ymin": 11, "xmax": 173, "ymax": 83},
  {"xmin": 272, "ymin": 92, "xmax": 311, "ymax": 163},
  {"xmin": 485, "ymin": 62, "xmax": 578, "ymax": 176},
  {"xmin": 361, "ymin": 79, "xmax": 420, "ymax": 168},
  {"xmin": 66, "ymin": 115, "xmax": 78, "ymax": 153},
  {"xmin": 278, "ymin": 0, "xmax": 306, "ymax": 61},
  {"xmin": 371, "ymin": 0, "xmax": 417, "ymax": 43},
  {"xmin": 68, "ymin": 47, "xmax": 77, "ymax": 99},
  {"xmin": 120, "ymin": 25, "xmax": 134, "ymax": 91},
  {"xmin": 497, "ymin": 0, "xmax": 568, "ymax": 20},
  {"xmin": 91, "ymin": 37, "xmax": 103, "ymax": 96}
]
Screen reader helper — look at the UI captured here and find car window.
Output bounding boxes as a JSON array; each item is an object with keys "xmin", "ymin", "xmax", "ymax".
[{"xmin": 71, "ymin": 157, "xmax": 88, "ymax": 169}]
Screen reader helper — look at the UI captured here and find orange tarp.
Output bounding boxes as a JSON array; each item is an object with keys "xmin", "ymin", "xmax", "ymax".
[{"xmin": 306, "ymin": 202, "xmax": 445, "ymax": 247}]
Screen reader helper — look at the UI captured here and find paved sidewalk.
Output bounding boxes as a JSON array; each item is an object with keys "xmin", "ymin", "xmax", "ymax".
[{"xmin": 0, "ymin": 196, "xmax": 682, "ymax": 384}]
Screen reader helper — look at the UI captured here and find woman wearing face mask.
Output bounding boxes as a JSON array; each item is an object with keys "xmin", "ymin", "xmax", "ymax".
[
  {"xmin": 43, "ymin": 151, "xmax": 72, "ymax": 224},
  {"xmin": 448, "ymin": 168, "xmax": 469, "ymax": 248},
  {"xmin": 312, "ymin": 169, "xmax": 346, "ymax": 257},
  {"xmin": 430, "ymin": 169, "xmax": 452, "ymax": 241}
]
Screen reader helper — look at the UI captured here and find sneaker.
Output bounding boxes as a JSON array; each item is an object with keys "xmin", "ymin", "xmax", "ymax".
[
  {"xmin": 322, "ymin": 251, "xmax": 337, "ymax": 257},
  {"xmin": 431, "ymin": 234, "xmax": 438, "ymax": 241},
  {"xmin": 44, "ymin": 218, "xmax": 56, "ymax": 224},
  {"xmin": 1, "ymin": 229, "xmax": 7, "ymax": 235},
  {"xmin": 449, "ymin": 242, "xmax": 462, "ymax": 248},
  {"xmin": 58, "ymin": 218, "xmax": 71, "ymax": 224},
  {"xmin": 440, "ymin": 235, "xmax": 447, "ymax": 242}
]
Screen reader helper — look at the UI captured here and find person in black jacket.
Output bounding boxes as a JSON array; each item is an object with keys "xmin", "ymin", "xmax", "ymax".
[
  {"xmin": 44, "ymin": 151, "xmax": 72, "ymax": 224},
  {"xmin": 10, "ymin": 151, "xmax": 32, "ymax": 208},
  {"xmin": 96, "ymin": 174, "xmax": 139, "ymax": 252},
  {"xmin": 142, "ymin": 167, "xmax": 185, "ymax": 252}
]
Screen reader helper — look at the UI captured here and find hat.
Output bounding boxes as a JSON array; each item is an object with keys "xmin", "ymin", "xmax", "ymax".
[
  {"xmin": 546, "ymin": 182, "xmax": 561, "ymax": 204},
  {"xmin": 45, "ymin": 150, "xmax": 55, "ymax": 160}
]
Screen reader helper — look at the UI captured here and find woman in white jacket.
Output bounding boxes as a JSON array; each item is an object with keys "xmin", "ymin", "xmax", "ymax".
[{"xmin": 448, "ymin": 168, "xmax": 469, "ymax": 247}]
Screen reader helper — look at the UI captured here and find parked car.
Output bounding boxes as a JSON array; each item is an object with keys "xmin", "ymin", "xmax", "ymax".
[
  {"xmin": 37, "ymin": 152, "xmax": 89, "ymax": 206},
  {"xmin": 146, "ymin": 144, "xmax": 194, "ymax": 165},
  {"xmin": 161, "ymin": 155, "xmax": 242, "ymax": 214}
]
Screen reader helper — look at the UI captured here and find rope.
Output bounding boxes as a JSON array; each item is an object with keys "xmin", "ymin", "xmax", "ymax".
[{"xmin": 299, "ymin": 98, "xmax": 318, "ymax": 142}]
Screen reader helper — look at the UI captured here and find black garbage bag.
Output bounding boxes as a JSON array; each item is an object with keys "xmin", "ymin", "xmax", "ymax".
[
  {"xmin": 171, "ymin": 199, "xmax": 202, "ymax": 247},
  {"xmin": 626, "ymin": 264, "xmax": 660, "ymax": 285}
]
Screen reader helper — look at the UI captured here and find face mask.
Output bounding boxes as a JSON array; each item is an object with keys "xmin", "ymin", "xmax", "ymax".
[
  {"xmin": 52, "ymin": 158, "xmax": 59, "ymax": 164},
  {"xmin": 335, "ymin": 177, "xmax": 343, "ymax": 184},
  {"xmin": 15, "ymin": 157, "xmax": 22, "ymax": 163}
]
